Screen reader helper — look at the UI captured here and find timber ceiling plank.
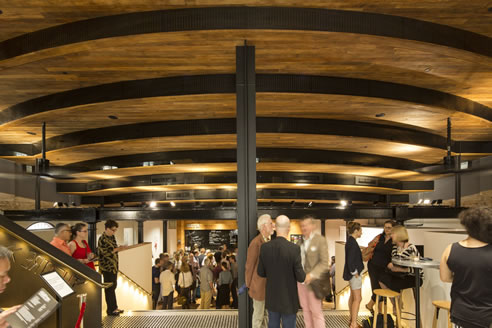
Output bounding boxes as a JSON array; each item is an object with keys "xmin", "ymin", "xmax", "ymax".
[
  {"xmin": 0, "ymin": 1, "xmax": 490, "ymax": 40},
  {"xmin": 0, "ymin": 30, "xmax": 491, "ymax": 111}
]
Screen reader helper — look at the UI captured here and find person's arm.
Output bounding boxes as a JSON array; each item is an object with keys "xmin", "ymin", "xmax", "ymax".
[
  {"xmin": 294, "ymin": 246, "xmax": 307, "ymax": 283},
  {"xmin": 308, "ymin": 236, "xmax": 330, "ymax": 279},
  {"xmin": 346, "ymin": 241, "xmax": 359, "ymax": 276},
  {"xmin": 440, "ymin": 244, "xmax": 454, "ymax": 283},
  {"xmin": 257, "ymin": 244, "xmax": 266, "ymax": 278},
  {"xmin": 154, "ymin": 270, "xmax": 160, "ymax": 284},
  {"xmin": 245, "ymin": 238, "xmax": 259, "ymax": 286},
  {"xmin": 68, "ymin": 241, "xmax": 76, "ymax": 255},
  {"xmin": 0, "ymin": 305, "xmax": 22, "ymax": 328}
]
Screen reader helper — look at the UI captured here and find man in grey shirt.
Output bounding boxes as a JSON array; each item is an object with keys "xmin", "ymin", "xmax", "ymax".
[{"xmin": 199, "ymin": 258, "xmax": 214, "ymax": 309}]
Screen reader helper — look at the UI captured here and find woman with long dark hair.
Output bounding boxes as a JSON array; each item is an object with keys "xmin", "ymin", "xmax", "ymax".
[
  {"xmin": 365, "ymin": 220, "xmax": 394, "ymax": 312},
  {"xmin": 440, "ymin": 207, "xmax": 492, "ymax": 328},
  {"xmin": 68, "ymin": 223, "xmax": 96, "ymax": 270}
]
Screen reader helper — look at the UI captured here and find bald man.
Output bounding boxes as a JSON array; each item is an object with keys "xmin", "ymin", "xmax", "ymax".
[
  {"xmin": 246, "ymin": 214, "xmax": 274, "ymax": 328},
  {"xmin": 257, "ymin": 215, "xmax": 306, "ymax": 328}
]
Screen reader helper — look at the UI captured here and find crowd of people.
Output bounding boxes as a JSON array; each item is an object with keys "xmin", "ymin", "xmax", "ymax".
[
  {"xmin": 0, "ymin": 207, "xmax": 490, "ymax": 328},
  {"xmin": 152, "ymin": 244, "xmax": 239, "ymax": 310}
]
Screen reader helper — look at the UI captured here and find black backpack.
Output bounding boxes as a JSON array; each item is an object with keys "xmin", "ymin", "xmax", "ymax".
[{"xmin": 362, "ymin": 314, "xmax": 395, "ymax": 328}]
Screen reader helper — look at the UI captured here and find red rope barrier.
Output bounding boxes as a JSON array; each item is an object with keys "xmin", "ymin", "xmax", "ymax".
[{"xmin": 75, "ymin": 302, "xmax": 86, "ymax": 328}]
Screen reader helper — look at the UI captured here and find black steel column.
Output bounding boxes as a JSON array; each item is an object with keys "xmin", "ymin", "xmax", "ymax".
[
  {"xmin": 237, "ymin": 43, "xmax": 257, "ymax": 328},
  {"xmin": 163, "ymin": 220, "xmax": 168, "ymax": 253},
  {"xmin": 320, "ymin": 219, "xmax": 326, "ymax": 236},
  {"xmin": 137, "ymin": 221, "xmax": 144, "ymax": 244},
  {"xmin": 88, "ymin": 222, "xmax": 97, "ymax": 252},
  {"xmin": 455, "ymin": 154, "xmax": 461, "ymax": 208}
]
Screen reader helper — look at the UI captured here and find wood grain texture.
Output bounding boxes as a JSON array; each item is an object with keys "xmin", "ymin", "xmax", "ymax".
[
  {"xmin": 1, "ymin": 93, "xmax": 491, "ymax": 145},
  {"xmin": 0, "ymin": 31, "xmax": 490, "ymax": 111},
  {"xmin": 0, "ymin": 1, "xmax": 490, "ymax": 41},
  {"xmin": 62, "ymin": 162, "xmax": 443, "ymax": 183},
  {"xmin": 2, "ymin": 132, "xmax": 485, "ymax": 166},
  {"xmin": 60, "ymin": 182, "xmax": 426, "ymax": 196}
]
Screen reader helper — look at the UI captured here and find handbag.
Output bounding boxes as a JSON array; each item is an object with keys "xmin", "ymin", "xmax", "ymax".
[{"xmin": 362, "ymin": 234, "xmax": 381, "ymax": 262}]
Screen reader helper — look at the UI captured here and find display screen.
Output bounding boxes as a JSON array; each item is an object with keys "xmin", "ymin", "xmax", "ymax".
[{"xmin": 40, "ymin": 271, "xmax": 75, "ymax": 299}]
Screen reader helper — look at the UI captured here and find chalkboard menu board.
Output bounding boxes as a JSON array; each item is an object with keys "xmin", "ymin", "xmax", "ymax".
[{"xmin": 185, "ymin": 230, "xmax": 238, "ymax": 250}]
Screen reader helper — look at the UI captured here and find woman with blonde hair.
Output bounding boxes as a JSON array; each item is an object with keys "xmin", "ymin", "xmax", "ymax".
[
  {"xmin": 178, "ymin": 261, "xmax": 193, "ymax": 309},
  {"xmin": 380, "ymin": 225, "xmax": 422, "ymax": 292},
  {"xmin": 343, "ymin": 222, "xmax": 364, "ymax": 328}
]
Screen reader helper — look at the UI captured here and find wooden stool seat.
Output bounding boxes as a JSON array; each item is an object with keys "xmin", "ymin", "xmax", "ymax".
[
  {"xmin": 374, "ymin": 289, "xmax": 401, "ymax": 298},
  {"xmin": 374, "ymin": 289, "xmax": 402, "ymax": 328},
  {"xmin": 432, "ymin": 300, "xmax": 452, "ymax": 328},
  {"xmin": 432, "ymin": 300, "xmax": 451, "ymax": 311}
]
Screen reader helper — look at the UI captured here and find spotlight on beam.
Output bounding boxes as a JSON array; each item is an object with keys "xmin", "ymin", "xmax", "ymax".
[
  {"xmin": 340, "ymin": 200, "xmax": 347, "ymax": 207},
  {"xmin": 149, "ymin": 201, "xmax": 157, "ymax": 208},
  {"xmin": 307, "ymin": 201, "xmax": 313, "ymax": 208},
  {"xmin": 170, "ymin": 201, "xmax": 176, "ymax": 207}
]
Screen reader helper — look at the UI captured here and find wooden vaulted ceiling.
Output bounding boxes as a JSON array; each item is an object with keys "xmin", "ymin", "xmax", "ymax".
[{"xmin": 0, "ymin": 1, "xmax": 491, "ymax": 207}]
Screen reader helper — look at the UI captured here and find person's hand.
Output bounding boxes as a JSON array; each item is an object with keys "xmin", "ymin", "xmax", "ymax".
[
  {"xmin": 355, "ymin": 273, "xmax": 360, "ymax": 278},
  {"xmin": 88, "ymin": 253, "xmax": 95, "ymax": 260},
  {"xmin": 304, "ymin": 273, "xmax": 312, "ymax": 284},
  {"xmin": 0, "ymin": 305, "xmax": 22, "ymax": 328}
]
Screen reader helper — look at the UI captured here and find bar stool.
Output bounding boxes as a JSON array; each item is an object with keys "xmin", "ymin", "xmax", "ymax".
[
  {"xmin": 432, "ymin": 300, "xmax": 451, "ymax": 328},
  {"xmin": 374, "ymin": 289, "xmax": 402, "ymax": 328}
]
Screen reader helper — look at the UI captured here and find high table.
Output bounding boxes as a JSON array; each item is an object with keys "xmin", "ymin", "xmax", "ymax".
[{"xmin": 392, "ymin": 258, "xmax": 440, "ymax": 328}]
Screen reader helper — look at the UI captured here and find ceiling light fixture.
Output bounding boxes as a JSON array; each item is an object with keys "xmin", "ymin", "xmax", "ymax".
[
  {"xmin": 340, "ymin": 200, "xmax": 348, "ymax": 207},
  {"xmin": 375, "ymin": 113, "xmax": 385, "ymax": 118},
  {"xmin": 108, "ymin": 115, "xmax": 118, "ymax": 120},
  {"xmin": 424, "ymin": 67, "xmax": 432, "ymax": 72},
  {"xmin": 27, "ymin": 131, "xmax": 36, "ymax": 135},
  {"xmin": 170, "ymin": 201, "xmax": 176, "ymax": 207},
  {"xmin": 307, "ymin": 201, "xmax": 313, "ymax": 207},
  {"xmin": 417, "ymin": 199, "xmax": 423, "ymax": 204},
  {"xmin": 169, "ymin": 161, "xmax": 175, "ymax": 165},
  {"xmin": 149, "ymin": 201, "xmax": 157, "ymax": 208},
  {"xmin": 423, "ymin": 199, "xmax": 431, "ymax": 205}
]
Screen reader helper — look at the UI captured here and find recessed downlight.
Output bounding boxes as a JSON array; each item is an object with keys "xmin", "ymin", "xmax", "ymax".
[
  {"xmin": 424, "ymin": 67, "xmax": 432, "ymax": 72},
  {"xmin": 108, "ymin": 115, "xmax": 118, "ymax": 120},
  {"xmin": 27, "ymin": 131, "xmax": 36, "ymax": 135}
]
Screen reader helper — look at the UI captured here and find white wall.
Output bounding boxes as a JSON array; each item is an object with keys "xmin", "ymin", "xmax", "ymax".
[
  {"xmin": 96, "ymin": 220, "xmax": 138, "ymax": 247},
  {"xmin": 167, "ymin": 223, "xmax": 177, "ymax": 255},
  {"xmin": 143, "ymin": 220, "xmax": 163, "ymax": 261}
]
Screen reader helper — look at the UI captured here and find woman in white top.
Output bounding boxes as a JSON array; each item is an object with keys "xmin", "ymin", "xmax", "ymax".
[
  {"xmin": 178, "ymin": 262, "xmax": 193, "ymax": 309},
  {"xmin": 159, "ymin": 261, "xmax": 175, "ymax": 309}
]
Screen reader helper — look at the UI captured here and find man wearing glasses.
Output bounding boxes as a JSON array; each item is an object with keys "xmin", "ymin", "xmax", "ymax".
[
  {"xmin": 98, "ymin": 220, "xmax": 128, "ymax": 316},
  {"xmin": 50, "ymin": 223, "xmax": 72, "ymax": 255}
]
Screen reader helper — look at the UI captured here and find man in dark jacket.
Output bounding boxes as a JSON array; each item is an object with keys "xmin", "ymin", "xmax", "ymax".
[{"xmin": 258, "ymin": 215, "xmax": 307, "ymax": 328}]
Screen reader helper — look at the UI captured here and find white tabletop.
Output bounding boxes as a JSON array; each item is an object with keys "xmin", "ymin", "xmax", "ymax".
[{"xmin": 392, "ymin": 257, "xmax": 440, "ymax": 269}]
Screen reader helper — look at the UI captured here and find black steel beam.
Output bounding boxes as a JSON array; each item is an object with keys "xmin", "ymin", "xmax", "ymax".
[
  {"xmin": 24, "ymin": 117, "xmax": 452, "ymax": 154},
  {"xmin": 3, "ymin": 206, "xmax": 466, "ymax": 222},
  {"xmin": 57, "ymin": 171, "xmax": 433, "ymax": 193},
  {"xmin": 236, "ymin": 44, "xmax": 256, "ymax": 328},
  {"xmin": 2, "ymin": 74, "xmax": 491, "ymax": 130},
  {"xmin": 0, "ymin": 7, "xmax": 489, "ymax": 61},
  {"xmin": 64, "ymin": 148, "xmax": 427, "ymax": 172},
  {"xmin": 80, "ymin": 189, "xmax": 409, "ymax": 205},
  {"xmin": 3, "ymin": 208, "xmax": 98, "ymax": 222}
]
